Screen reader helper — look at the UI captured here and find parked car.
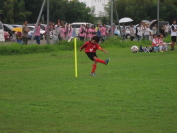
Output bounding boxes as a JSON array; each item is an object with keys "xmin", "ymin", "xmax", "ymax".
[
  {"xmin": 71, "ymin": 22, "xmax": 92, "ymax": 37},
  {"xmin": 11, "ymin": 24, "xmax": 22, "ymax": 28},
  {"xmin": 3, "ymin": 24, "xmax": 14, "ymax": 40},
  {"xmin": 27, "ymin": 30, "xmax": 34, "ymax": 40},
  {"xmin": 27, "ymin": 23, "xmax": 35, "ymax": 26},
  {"xmin": 124, "ymin": 26, "xmax": 131, "ymax": 39},
  {"xmin": 114, "ymin": 28, "xmax": 120, "ymax": 36},
  {"xmin": 40, "ymin": 24, "xmax": 47, "ymax": 30},
  {"xmin": 4, "ymin": 31, "xmax": 10, "ymax": 41},
  {"xmin": 0, "ymin": 21, "xmax": 5, "ymax": 42}
]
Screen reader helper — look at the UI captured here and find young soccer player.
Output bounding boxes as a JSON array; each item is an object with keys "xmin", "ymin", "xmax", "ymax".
[{"xmin": 80, "ymin": 36, "xmax": 110, "ymax": 76}]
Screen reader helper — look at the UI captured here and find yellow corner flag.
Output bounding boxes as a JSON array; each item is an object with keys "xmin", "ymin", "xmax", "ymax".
[{"xmin": 74, "ymin": 38, "xmax": 78, "ymax": 77}]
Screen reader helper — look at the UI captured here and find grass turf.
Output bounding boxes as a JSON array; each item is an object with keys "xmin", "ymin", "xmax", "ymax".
[{"xmin": 0, "ymin": 47, "xmax": 177, "ymax": 132}]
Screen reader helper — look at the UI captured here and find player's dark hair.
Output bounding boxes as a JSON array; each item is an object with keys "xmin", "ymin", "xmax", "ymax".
[{"xmin": 92, "ymin": 36, "xmax": 100, "ymax": 43}]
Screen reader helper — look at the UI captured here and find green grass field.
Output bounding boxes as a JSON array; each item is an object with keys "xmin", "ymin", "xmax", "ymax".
[{"xmin": 0, "ymin": 47, "xmax": 177, "ymax": 133}]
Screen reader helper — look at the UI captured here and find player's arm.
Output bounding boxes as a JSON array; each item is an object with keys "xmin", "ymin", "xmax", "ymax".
[
  {"xmin": 98, "ymin": 45, "xmax": 108, "ymax": 54},
  {"xmin": 80, "ymin": 42, "xmax": 87, "ymax": 51},
  {"xmin": 101, "ymin": 48, "xmax": 108, "ymax": 54}
]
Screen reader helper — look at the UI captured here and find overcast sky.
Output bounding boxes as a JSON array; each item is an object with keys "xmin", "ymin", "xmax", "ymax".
[{"xmin": 78, "ymin": 0, "xmax": 108, "ymax": 16}]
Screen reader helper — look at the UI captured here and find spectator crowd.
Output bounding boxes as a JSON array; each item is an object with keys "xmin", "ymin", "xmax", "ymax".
[{"xmin": 4, "ymin": 18, "xmax": 177, "ymax": 51}]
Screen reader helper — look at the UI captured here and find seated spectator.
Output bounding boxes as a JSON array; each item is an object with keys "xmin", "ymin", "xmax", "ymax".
[
  {"xmin": 152, "ymin": 34, "xmax": 163, "ymax": 52},
  {"xmin": 158, "ymin": 34, "xmax": 168, "ymax": 51}
]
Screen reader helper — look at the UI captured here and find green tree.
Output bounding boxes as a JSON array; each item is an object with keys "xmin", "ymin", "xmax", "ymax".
[
  {"xmin": 14, "ymin": 0, "xmax": 32, "ymax": 23},
  {"xmin": 24, "ymin": 0, "xmax": 43, "ymax": 23},
  {"xmin": 104, "ymin": 0, "xmax": 177, "ymax": 24},
  {"xmin": 1, "ymin": 0, "xmax": 177, "ymax": 25},
  {"xmin": 3, "ymin": 0, "xmax": 14, "ymax": 23}
]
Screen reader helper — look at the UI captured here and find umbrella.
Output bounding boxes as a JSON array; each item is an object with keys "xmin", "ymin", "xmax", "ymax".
[
  {"xmin": 12, "ymin": 27, "xmax": 22, "ymax": 32},
  {"xmin": 119, "ymin": 17, "xmax": 133, "ymax": 23},
  {"xmin": 149, "ymin": 19, "xmax": 158, "ymax": 29},
  {"xmin": 142, "ymin": 20, "xmax": 150, "ymax": 24}
]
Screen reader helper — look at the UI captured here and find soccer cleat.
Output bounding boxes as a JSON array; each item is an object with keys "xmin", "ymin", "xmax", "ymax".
[
  {"xmin": 91, "ymin": 73, "xmax": 96, "ymax": 76},
  {"xmin": 105, "ymin": 58, "xmax": 110, "ymax": 65}
]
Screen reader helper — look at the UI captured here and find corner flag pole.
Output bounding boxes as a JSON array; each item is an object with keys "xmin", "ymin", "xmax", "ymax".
[{"xmin": 74, "ymin": 27, "xmax": 78, "ymax": 77}]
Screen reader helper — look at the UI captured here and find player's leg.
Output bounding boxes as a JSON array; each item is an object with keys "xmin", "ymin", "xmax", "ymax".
[
  {"xmin": 94, "ymin": 56, "xmax": 110, "ymax": 65},
  {"xmin": 91, "ymin": 60, "xmax": 97, "ymax": 76},
  {"xmin": 86, "ymin": 53, "xmax": 98, "ymax": 76},
  {"xmin": 93, "ymin": 56, "xmax": 106, "ymax": 64},
  {"xmin": 86, "ymin": 53, "xmax": 109, "ymax": 76}
]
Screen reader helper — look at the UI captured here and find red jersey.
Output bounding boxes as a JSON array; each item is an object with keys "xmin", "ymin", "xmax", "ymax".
[
  {"xmin": 152, "ymin": 38, "xmax": 159, "ymax": 46},
  {"xmin": 80, "ymin": 41, "xmax": 102, "ymax": 52}
]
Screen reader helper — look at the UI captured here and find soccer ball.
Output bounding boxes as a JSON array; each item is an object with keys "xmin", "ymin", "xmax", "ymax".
[{"xmin": 131, "ymin": 45, "xmax": 139, "ymax": 53}]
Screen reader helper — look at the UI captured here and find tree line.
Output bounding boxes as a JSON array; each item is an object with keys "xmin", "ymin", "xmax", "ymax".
[
  {"xmin": 103, "ymin": 0, "xmax": 177, "ymax": 24},
  {"xmin": 1, "ymin": 0, "xmax": 177, "ymax": 25},
  {"xmin": 0, "ymin": 0, "xmax": 94, "ymax": 24}
]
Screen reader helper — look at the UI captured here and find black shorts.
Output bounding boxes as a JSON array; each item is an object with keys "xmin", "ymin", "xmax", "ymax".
[
  {"xmin": 171, "ymin": 36, "xmax": 176, "ymax": 42},
  {"xmin": 86, "ymin": 52, "xmax": 97, "ymax": 61}
]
